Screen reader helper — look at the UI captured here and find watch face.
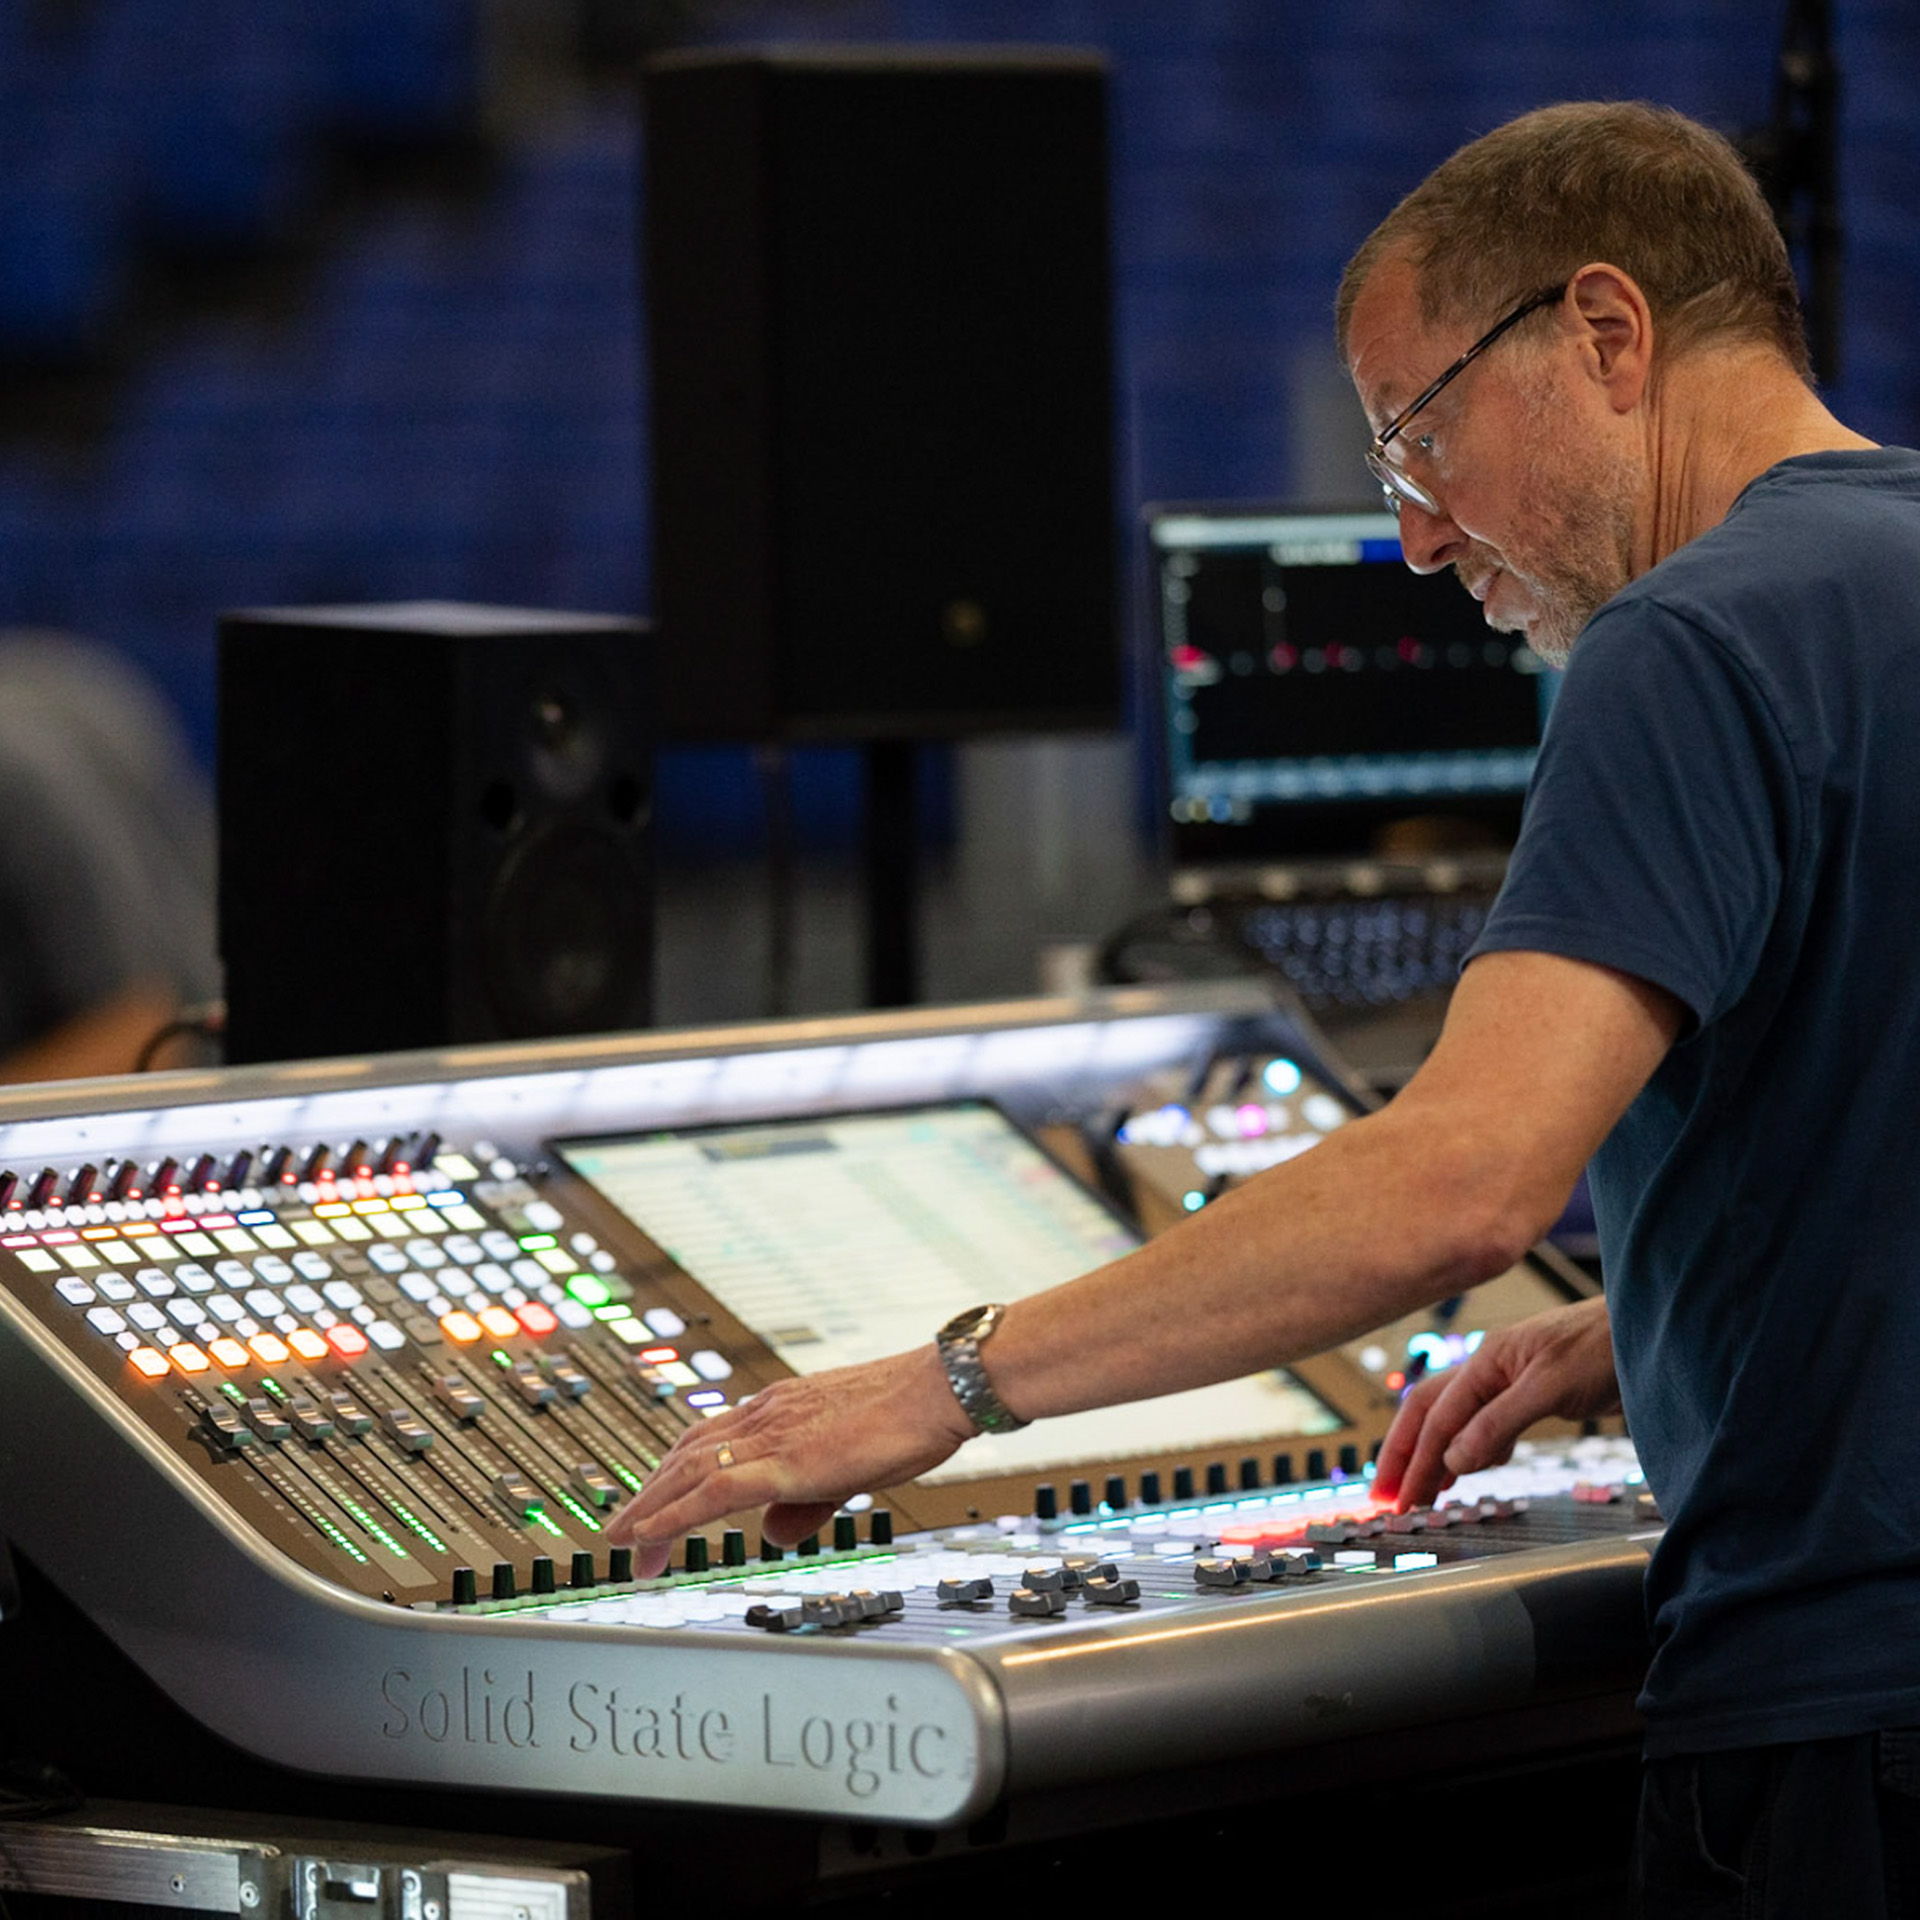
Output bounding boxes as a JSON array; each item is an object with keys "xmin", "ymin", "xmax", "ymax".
[{"xmin": 943, "ymin": 1305, "xmax": 995, "ymax": 1342}]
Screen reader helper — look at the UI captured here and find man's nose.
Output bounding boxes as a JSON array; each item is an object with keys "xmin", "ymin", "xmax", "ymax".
[{"xmin": 1395, "ymin": 498, "xmax": 1467, "ymax": 574}]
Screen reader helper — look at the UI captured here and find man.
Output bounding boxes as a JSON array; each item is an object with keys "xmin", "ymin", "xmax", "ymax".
[{"xmin": 613, "ymin": 103, "xmax": 1920, "ymax": 1910}]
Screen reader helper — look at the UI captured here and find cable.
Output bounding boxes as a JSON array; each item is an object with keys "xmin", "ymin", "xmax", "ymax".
[{"xmin": 133, "ymin": 999, "xmax": 226, "ymax": 1073}]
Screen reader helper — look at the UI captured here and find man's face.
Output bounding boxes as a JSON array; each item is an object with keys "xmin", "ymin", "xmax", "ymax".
[{"xmin": 1347, "ymin": 257, "xmax": 1641, "ymax": 668}]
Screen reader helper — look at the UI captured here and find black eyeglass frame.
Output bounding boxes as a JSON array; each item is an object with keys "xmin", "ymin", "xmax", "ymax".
[{"xmin": 1365, "ymin": 283, "xmax": 1567, "ymax": 515}]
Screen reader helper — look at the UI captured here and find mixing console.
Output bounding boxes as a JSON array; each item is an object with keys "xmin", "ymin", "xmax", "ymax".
[{"xmin": 0, "ymin": 987, "xmax": 1646, "ymax": 1828}]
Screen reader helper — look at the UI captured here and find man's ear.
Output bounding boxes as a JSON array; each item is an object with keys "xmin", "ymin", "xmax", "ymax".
[{"xmin": 1566, "ymin": 261, "xmax": 1653, "ymax": 412}]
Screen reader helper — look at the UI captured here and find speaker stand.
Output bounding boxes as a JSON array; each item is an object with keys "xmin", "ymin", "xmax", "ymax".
[{"xmin": 863, "ymin": 741, "xmax": 921, "ymax": 1008}]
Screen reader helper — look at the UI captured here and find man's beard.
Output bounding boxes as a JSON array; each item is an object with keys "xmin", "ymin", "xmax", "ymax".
[{"xmin": 1475, "ymin": 383, "xmax": 1642, "ymax": 669}]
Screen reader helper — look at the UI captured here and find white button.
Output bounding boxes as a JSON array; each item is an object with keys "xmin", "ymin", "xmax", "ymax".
[
  {"xmin": 245, "ymin": 1289, "xmax": 284, "ymax": 1317},
  {"xmin": 645, "ymin": 1308, "xmax": 686, "ymax": 1338},
  {"xmin": 134, "ymin": 1268, "xmax": 175, "ymax": 1298},
  {"xmin": 481, "ymin": 1231, "xmax": 517, "ymax": 1259},
  {"xmin": 55, "ymin": 1278, "xmax": 97, "ymax": 1306},
  {"xmin": 292, "ymin": 1252, "xmax": 332, "ymax": 1281},
  {"xmin": 510, "ymin": 1258, "xmax": 547, "ymax": 1288},
  {"xmin": 690, "ymin": 1350, "xmax": 733, "ymax": 1381},
  {"xmin": 475, "ymin": 1263, "xmax": 512, "ymax": 1294},
  {"xmin": 444, "ymin": 1236, "xmax": 484, "ymax": 1266},
  {"xmin": 97, "ymin": 1276, "xmax": 138, "ymax": 1302},
  {"xmin": 206, "ymin": 1295, "xmax": 243, "ymax": 1324},
  {"xmin": 214, "ymin": 1259, "xmax": 251, "ymax": 1286},
  {"xmin": 406, "ymin": 1241, "xmax": 447, "ymax": 1269},
  {"xmin": 569, "ymin": 1231, "xmax": 598, "ymax": 1255},
  {"xmin": 323, "ymin": 1280, "xmax": 362, "ymax": 1309},
  {"xmin": 253, "ymin": 1257, "xmax": 294, "ymax": 1284},
  {"xmin": 400, "ymin": 1274, "xmax": 438, "ymax": 1303},
  {"xmin": 85, "ymin": 1306, "xmax": 126, "ymax": 1336},
  {"xmin": 351, "ymin": 1304, "xmax": 378, "ymax": 1326},
  {"xmin": 369, "ymin": 1320, "xmax": 406, "ymax": 1350},
  {"xmin": 168, "ymin": 1299, "xmax": 203, "ymax": 1328},
  {"xmin": 367, "ymin": 1245, "xmax": 409, "ymax": 1274},
  {"xmin": 285, "ymin": 1285, "xmax": 324, "ymax": 1314},
  {"xmin": 524, "ymin": 1201, "xmax": 564, "ymax": 1232},
  {"xmin": 556, "ymin": 1300, "xmax": 593, "ymax": 1329},
  {"xmin": 129, "ymin": 1303, "xmax": 167, "ymax": 1331}
]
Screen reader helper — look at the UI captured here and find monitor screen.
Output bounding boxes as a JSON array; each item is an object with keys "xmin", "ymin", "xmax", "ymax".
[
  {"xmin": 555, "ymin": 1103, "xmax": 1342, "ymax": 1484},
  {"xmin": 1149, "ymin": 506, "xmax": 1553, "ymax": 863}
]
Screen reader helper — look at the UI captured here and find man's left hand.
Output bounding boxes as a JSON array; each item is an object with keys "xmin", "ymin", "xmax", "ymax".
[{"xmin": 605, "ymin": 1345, "xmax": 978, "ymax": 1575}]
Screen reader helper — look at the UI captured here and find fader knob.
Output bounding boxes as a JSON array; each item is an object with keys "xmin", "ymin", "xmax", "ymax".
[
  {"xmin": 64, "ymin": 1165, "xmax": 100, "ymax": 1209},
  {"xmin": 491, "ymin": 1563, "xmax": 517, "ymax": 1601},
  {"xmin": 224, "ymin": 1150, "xmax": 253, "ymax": 1191},
  {"xmin": 1305, "ymin": 1449, "xmax": 1328, "ymax": 1481},
  {"xmin": 1139, "ymin": 1472, "xmax": 1163, "ymax": 1506},
  {"xmin": 1239, "ymin": 1457, "xmax": 1262, "ymax": 1491},
  {"xmin": 1033, "ymin": 1485, "xmax": 1059, "ymax": 1521},
  {"xmin": 27, "ymin": 1168, "xmax": 58, "ymax": 1210},
  {"xmin": 1205, "ymin": 1463, "xmax": 1229, "ymax": 1497},
  {"xmin": 684, "ymin": 1536, "xmax": 710, "ymax": 1574},
  {"xmin": 607, "ymin": 1548, "xmax": 633, "ymax": 1583},
  {"xmin": 413, "ymin": 1132, "xmax": 442, "ymax": 1171},
  {"xmin": 1338, "ymin": 1444, "xmax": 1360, "ymax": 1476},
  {"xmin": 0, "ymin": 1171, "xmax": 17, "ymax": 1210},
  {"xmin": 759, "ymin": 1538, "xmax": 783, "ymax": 1562},
  {"xmin": 1172, "ymin": 1467, "xmax": 1195, "ymax": 1503},
  {"xmin": 187, "ymin": 1154, "xmax": 218, "ymax": 1193},
  {"xmin": 450, "ymin": 1567, "xmax": 479, "ymax": 1606},
  {"xmin": 151, "ymin": 1158, "xmax": 179, "ymax": 1197},
  {"xmin": 301, "ymin": 1145, "xmax": 331, "ymax": 1184},
  {"xmin": 833, "ymin": 1514, "xmax": 858, "ymax": 1552},
  {"xmin": 1104, "ymin": 1475, "xmax": 1127, "ymax": 1511},
  {"xmin": 723, "ymin": 1529, "xmax": 748, "ymax": 1568},
  {"xmin": 869, "ymin": 1510, "xmax": 893, "ymax": 1546},
  {"xmin": 263, "ymin": 1146, "xmax": 296, "ymax": 1185},
  {"xmin": 531, "ymin": 1556, "xmax": 557, "ymax": 1595},
  {"xmin": 570, "ymin": 1551, "xmax": 597, "ymax": 1589},
  {"xmin": 797, "ymin": 1534, "xmax": 820, "ymax": 1557},
  {"xmin": 345, "ymin": 1141, "xmax": 374, "ymax": 1179},
  {"xmin": 105, "ymin": 1161, "xmax": 139, "ymax": 1202},
  {"xmin": 1273, "ymin": 1452, "xmax": 1295, "ymax": 1486},
  {"xmin": 1069, "ymin": 1480, "xmax": 1093, "ymax": 1516}
]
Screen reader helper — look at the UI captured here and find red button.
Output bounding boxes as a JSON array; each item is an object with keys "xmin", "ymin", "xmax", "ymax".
[{"xmin": 325, "ymin": 1323, "xmax": 369, "ymax": 1358}]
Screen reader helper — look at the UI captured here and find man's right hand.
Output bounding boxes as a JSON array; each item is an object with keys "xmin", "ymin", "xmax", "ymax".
[{"xmin": 1371, "ymin": 1295, "xmax": 1621, "ymax": 1510}]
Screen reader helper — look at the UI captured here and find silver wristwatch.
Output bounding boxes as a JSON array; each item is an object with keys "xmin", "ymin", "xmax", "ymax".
[{"xmin": 935, "ymin": 1302, "xmax": 1030, "ymax": 1434}]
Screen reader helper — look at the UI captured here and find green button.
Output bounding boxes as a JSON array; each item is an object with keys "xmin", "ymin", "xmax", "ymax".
[{"xmin": 567, "ymin": 1274, "xmax": 614, "ymax": 1309}]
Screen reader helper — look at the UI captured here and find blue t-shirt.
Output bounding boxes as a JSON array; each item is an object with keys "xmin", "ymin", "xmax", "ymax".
[{"xmin": 1471, "ymin": 448, "xmax": 1920, "ymax": 1758}]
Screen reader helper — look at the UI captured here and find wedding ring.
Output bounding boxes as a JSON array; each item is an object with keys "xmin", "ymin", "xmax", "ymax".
[{"xmin": 716, "ymin": 1442, "xmax": 737, "ymax": 1468}]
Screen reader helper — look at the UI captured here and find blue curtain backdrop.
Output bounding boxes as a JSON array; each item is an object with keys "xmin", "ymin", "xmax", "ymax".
[{"xmin": 0, "ymin": 1, "xmax": 1912, "ymax": 848}]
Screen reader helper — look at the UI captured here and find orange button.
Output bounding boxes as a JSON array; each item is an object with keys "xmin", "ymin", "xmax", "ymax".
[
  {"xmin": 478, "ymin": 1307, "xmax": 519, "ymax": 1340},
  {"xmin": 288, "ymin": 1328, "xmax": 329, "ymax": 1360},
  {"xmin": 249, "ymin": 1332, "xmax": 291, "ymax": 1365},
  {"xmin": 515, "ymin": 1301, "xmax": 558, "ymax": 1336},
  {"xmin": 168, "ymin": 1343, "xmax": 210, "ymax": 1374},
  {"xmin": 209, "ymin": 1337, "xmax": 250, "ymax": 1369},
  {"xmin": 129, "ymin": 1347, "xmax": 170, "ymax": 1379},
  {"xmin": 325, "ymin": 1323, "xmax": 369, "ymax": 1358},
  {"xmin": 640, "ymin": 1346, "xmax": 678, "ymax": 1365},
  {"xmin": 440, "ymin": 1311, "xmax": 483, "ymax": 1343}
]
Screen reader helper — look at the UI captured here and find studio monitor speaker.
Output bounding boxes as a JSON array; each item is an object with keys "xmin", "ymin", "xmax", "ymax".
[
  {"xmin": 642, "ymin": 47, "xmax": 1118, "ymax": 741},
  {"xmin": 219, "ymin": 603, "xmax": 652, "ymax": 1064}
]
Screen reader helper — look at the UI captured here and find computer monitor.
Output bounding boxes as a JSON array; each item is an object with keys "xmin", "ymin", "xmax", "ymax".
[{"xmin": 1147, "ymin": 504, "xmax": 1554, "ymax": 866}]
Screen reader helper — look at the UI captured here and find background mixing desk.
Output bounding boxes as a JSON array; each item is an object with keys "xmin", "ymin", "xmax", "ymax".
[{"xmin": 0, "ymin": 987, "xmax": 1649, "ymax": 1907}]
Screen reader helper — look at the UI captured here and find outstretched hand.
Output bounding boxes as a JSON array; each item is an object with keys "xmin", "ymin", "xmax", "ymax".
[
  {"xmin": 1372, "ymin": 1295, "xmax": 1621, "ymax": 1510},
  {"xmin": 605, "ymin": 1345, "xmax": 978, "ymax": 1576}
]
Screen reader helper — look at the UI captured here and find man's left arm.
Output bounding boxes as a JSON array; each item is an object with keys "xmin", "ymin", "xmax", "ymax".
[{"xmin": 607, "ymin": 949, "xmax": 1683, "ymax": 1569}]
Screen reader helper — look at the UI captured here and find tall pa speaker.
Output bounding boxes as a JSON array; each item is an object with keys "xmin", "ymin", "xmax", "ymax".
[
  {"xmin": 643, "ymin": 47, "xmax": 1118, "ymax": 741},
  {"xmin": 219, "ymin": 603, "xmax": 653, "ymax": 1064}
]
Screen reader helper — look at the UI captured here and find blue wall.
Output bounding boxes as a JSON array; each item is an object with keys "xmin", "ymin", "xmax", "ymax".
[{"xmin": 0, "ymin": 1, "xmax": 1913, "ymax": 848}]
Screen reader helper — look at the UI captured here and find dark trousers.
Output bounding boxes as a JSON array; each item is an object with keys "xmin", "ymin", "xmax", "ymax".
[{"xmin": 1636, "ymin": 1730, "xmax": 1920, "ymax": 1917}]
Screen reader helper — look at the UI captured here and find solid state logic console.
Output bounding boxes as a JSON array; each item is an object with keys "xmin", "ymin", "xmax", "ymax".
[{"xmin": 0, "ymin": 986, "xmax": 1654, "ymax": 1827}]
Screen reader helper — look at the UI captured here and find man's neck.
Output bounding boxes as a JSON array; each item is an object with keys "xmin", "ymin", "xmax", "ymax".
[{"xmin": 1644, "ymin": 351, "xmax": 1879, "ymax": 571}]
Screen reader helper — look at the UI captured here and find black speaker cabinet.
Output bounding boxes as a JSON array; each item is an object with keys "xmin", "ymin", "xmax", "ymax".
[
  {"xmin": 643, "ymin": 47, "xmax": 1118, "ymax": 742},
  {"xmin": 219, "ymin": 603, "xmax": 652, "ymax": 1064}
]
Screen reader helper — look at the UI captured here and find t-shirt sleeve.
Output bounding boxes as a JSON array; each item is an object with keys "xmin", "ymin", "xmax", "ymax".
[{"xmin": 1469, "ymin": 599, "xmax": 1802, "ymax": 1033}]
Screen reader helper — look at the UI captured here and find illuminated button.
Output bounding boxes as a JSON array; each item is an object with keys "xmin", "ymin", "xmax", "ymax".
[
  {"xmin": 367, "ymin": 1245, "xmax": 409, "ymax": 1274},
  {"xmin": 167, "ymin": 1299, "xmax": 204, "ymax": 1329},
  {"xmin": 443, "ymin": 1236, "xmax": 483, "ymax": 1266},
  {"xmin": 167, "ymin": 1341, "xmax": 210, "ymax": 1373},
  {"xmin": 510, "ymin": 1258, "xmax": 549, "ymax": 1289},
  {"xmin": 399, "ymin": 1274, "xmax": 438, "ymax": 1304},
  {"xmin": 406, "ymin": 1241, "xmax": 447, "ymax": 1269},
  {"xmin": 535, "ymin": 1247, "xmax": 575, "ymax": 1275},
  {"xmin": 478, "ymin": 1307, "xmax": 519, "ymax": 1340},
  {"xmin": 85, "ymin": 1306, "xmax": 127, "ymax": 1337},
  {"xmin": 322, "ymin": 1280, "xmax": 362, "ymax": 1309},
  {"xmin": 244, "ymin": 1289, "xmax": 285, "ymax": 1318},
  {"xmin": 54, "ymin": 1277, "xmax": 97, "ymax": 1306},
  {"xmin": 252, "ymin": 1256, "xmax": 294, "ymax": 1284},
  {"xmin": 565, "ymin": 1274, "xmax": 613, "ymax": 1310},
  {"xmin": 440, "ymin": 1311, "xmax": 483, "ymax": 1344},
  {"xmin": 288, "ymin": 1329, "xmax": 330, "ymax": 1360},
  {"xmin": 523, "ymin": 1201, "xmax": 565, "ymax": 1232},
  {"xmin": 248, "ymin": 1333, "xmax": 291, "ymax": 1365},
  {"xmin": 480, "ymin": 1230, "xmax": 517, "ymax": 1259},
  {"xmin": 555, "ymin": 1300, "xmax": 593, "ymax": 1330},
  {"xmin": 208, "ymin": 1337, "xmax": 250, "ymax": 1368},
  {"xmin": 129, "ymin": 1347, "xmax": 170, "ymax": 1379},
  {"xmin": 128, "ymin": 1303, "xmax": 167, "ymax": 1332},
  {"xmin": 473, "ymin": 1262, "xmax": 513, "ymax": 1295},
  {"xmin": 134, "ymin": 1268, "xmax": 175, "ymax": 1298},
  {"xmin": 644, "ymin": 1308, "xmax": 686, "ymax": 1338},
  {"xmin": 324, "ymin": 1323, "xmax": 370, "ymax": 1359},
  {"xmin": 690, "ymin": 1350, "xmax": 733, "ymax": 1382},
  {"xmin": 657, "ymin": 1363, "xmax": 700, "ymax": 1388},
  {"xmin": 515, "ymin": 1301, "xmax": 558, "ymax": 1336},
  {"xmin": 214, "ymin": 1258, "xmax": 250, "ymax": 1286},
  {"xmin": 284, "ymin": 1284, "xmax": 324, "ymax": 1314},
  {"xmin": 97, "ymin": 1276, "xmax": 137, "ymax": 1302},
  {"xmin": 640, "ymin": 1346, "xmax": 679, "ymax": 1365},
  {"xmin": 174, "ymin": 1264, "xmax": 215, "ymax": 1294},
  {"xmin": 368, "ymin": 1320, "xmax": 405, "ymax": 1350},
  {"xmin": 206, "ymin": 1295, "xmax": 243, "ymax": 1325},
  {"xmin": 291, "ymin": 1251, "xmax": 332, "ymax": 1281}
]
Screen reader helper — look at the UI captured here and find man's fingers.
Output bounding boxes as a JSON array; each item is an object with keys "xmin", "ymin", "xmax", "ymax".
[
  {"xmin": 1390, "ymin": 1361, "xmax": 1510, "ymax": 1510},
  {"xmin": 762, "ymin": 1499, "xmax": 841, "ymax": 1547},
  {"xmin": 1371, "ymin": 1369, "xmax": 1452, "ymax": 1502},
  {"xmin": 1438, "ymin": 1364, "xmax": 1566, "ymax": 1478}
]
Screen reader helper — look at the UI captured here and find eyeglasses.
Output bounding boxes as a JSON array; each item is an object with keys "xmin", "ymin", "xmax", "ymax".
[{"xmin": 1365, "ymin": 284, "xmax": 1565, "ymax": 516}]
